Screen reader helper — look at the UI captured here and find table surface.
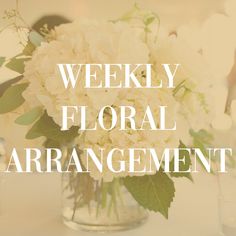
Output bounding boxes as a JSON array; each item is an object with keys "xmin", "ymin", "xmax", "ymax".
[{"xmin": 0, "ymin": 173, "xmax": 220, "ymax": 236}]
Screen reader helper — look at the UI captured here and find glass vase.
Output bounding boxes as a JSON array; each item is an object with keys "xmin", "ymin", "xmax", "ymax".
[{"xmin": 61, "ymin": 171, "xmax": 148, "ymax": 232}]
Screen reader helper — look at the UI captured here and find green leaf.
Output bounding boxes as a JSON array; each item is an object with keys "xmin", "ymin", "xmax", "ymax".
[
  {"xmin": 5, "ymin": 57, "xmax": 30, "ymax": 74},
  {"xmin": 43, "ymin": 138, "xmax": 62, "ymax": 159},
  {"xmin": 190, "ymin": 129, "xmax": 213, "ymax": 156},
  {"xmin": 190, "ymin": 129, "xmax": 215, "ymax": 173},
  {"xmin": 189, "ymin": 129, "xmax": 213, "ymax": 145},
  {"xmin": 29, "ymin": 31, "xmax": 45, "ymax": 47},
  {"xmin": 43, "ymin": 138, "xmax": 61, "ymax": 149},
  {"xmin": 26, "ymin": 112, "xmax": 79, "ymax": 144},
  {"xmin": 23, "ymin": 41, "xmax": 36, "ymax": 56},
  {"xmin": 0, "ymin": 83, "xmax": 28, "ymax": 114},
  {"xmin": 170, "ymin": 141, "xmax": 193, "ymax": 181},
  {"xmin": 0, "ymin": 75, "xmax": 23, "ymax": 92},
  {"xmin": 0, "ymin": 57, "xmax": 5, "ymax": 67},
  {"xmin": 144, "ymin": 16, "xmax": 155, "ymax": 25},
  {"xmin": 124, "ymin": 171, "xmax": 175, "ymax": 218},
  {"xmin": 15, "ymin": 106, "xmax": 43, "ymax": 125}
]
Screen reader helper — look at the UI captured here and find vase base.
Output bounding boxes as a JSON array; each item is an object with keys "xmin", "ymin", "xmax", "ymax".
[{"xmin": 62, "ymin": 213, "xmax": 148, "ymax": 232}]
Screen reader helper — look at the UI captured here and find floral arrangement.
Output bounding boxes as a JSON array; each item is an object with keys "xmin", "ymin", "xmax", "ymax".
[{"xmin": 0, "ymin": 5, "xmax": 215, "ymax": 225}]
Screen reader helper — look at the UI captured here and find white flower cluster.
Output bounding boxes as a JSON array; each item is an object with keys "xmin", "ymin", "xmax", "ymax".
[
  {"xmin": 23, "ymin": 20, "xmax": 148, "ymax": 127},
  {"xmin": 147, "ymin": 35, "xmax": 214, "ymax": 144},
  {"xmin": 22, "ymin": 19, "xmax": 213, "ymax": 181},
  {"xmin": 78, "ymin": 87, "xmax": 180, "ymax": 181}
]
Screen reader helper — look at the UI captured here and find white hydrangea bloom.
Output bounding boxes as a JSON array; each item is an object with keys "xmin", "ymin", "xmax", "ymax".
[
  {"xmin": 78, "ymin": 87, "xmax": 180, "ymax": 181},
  {"xmin": 23, "ymin": 20, "xmax": 149, "ymax": 127}
]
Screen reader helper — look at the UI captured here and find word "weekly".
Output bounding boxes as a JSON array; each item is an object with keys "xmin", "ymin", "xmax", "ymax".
[{"xmin": 57, "ymin": 64, "xmax": 180, "ymax": 89}]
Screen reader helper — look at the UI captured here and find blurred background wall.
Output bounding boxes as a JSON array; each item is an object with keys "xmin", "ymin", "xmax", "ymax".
[{"xmin": 0, "ymin": 0, "xmax": 226, "ymax": 30}]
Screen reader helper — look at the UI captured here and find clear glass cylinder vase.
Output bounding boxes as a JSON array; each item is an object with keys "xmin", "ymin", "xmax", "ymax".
[{"xmin": 62, "ymin": 171, "xmax": 148, "ymax": 232}]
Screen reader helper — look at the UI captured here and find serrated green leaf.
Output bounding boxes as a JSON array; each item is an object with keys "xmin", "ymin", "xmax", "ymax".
[
  {"xmin": 0, "ymin": 57, "xmax": 5, "ymax": 67},
  {"xmin": 124, "ymin": 171, "xmax": 175, "ymax": 218},
  {"xmin": 15, "ymin": 106, "xmax": 43, "ymax": 125},
  {"xmin": 29, "ymin": 31, "xmax": 45, "ymax": 47},
  {"xmin": 0, "ymin": 83, "xmax": 28, "ymax": 114},
  {"xmin": 26, "ymin": 112, "xmax": 79, "ymax": 144},
  {"xmin": 170, "ymin": 141, "xmax": 193, "ymax": 181},
  {"xmin": 5, "ymin": 57, "xmax": 29, "ymax": 74}
]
